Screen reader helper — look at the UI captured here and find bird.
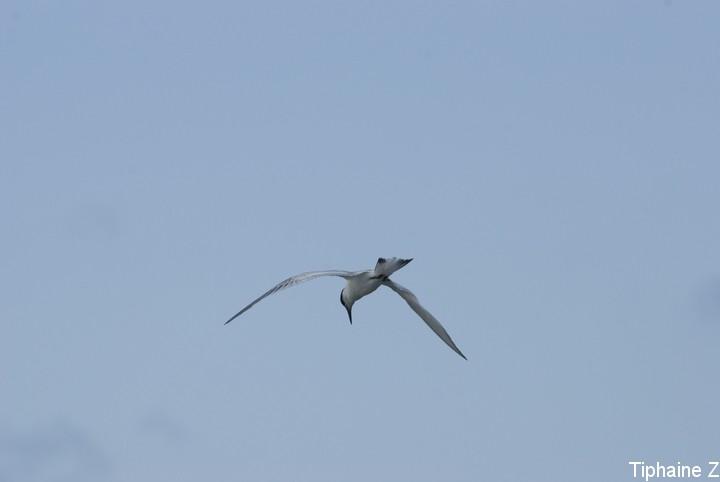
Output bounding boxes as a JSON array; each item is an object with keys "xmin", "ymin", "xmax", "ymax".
[{"xmin": 224, "ymin": 257, "xmax": 466, "ymax": 359}]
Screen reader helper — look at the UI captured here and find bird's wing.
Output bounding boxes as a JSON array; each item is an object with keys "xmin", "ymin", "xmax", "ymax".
[
  {"xmin": 382, "ymin": 279, "xmax": 467, "ymax": 360},
  {"xmin": 225, "ymin": 270, "xmax": 355, "ymax": 325}
]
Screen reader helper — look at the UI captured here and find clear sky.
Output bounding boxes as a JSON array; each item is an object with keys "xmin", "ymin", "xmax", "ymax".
[{"xmin": 2, "ymin": 1, "xmax": 719, "ymax": 481}]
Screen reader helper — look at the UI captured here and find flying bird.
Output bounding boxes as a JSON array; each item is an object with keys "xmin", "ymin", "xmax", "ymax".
[{"xmin": 224, "ymin": 257, "xmax": 466, "ymax": 359}]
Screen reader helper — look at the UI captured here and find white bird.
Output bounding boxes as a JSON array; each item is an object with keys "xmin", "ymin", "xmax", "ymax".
[{"xmin": 224, "ymin": 257, "xmax": 467, "ymax": 359}]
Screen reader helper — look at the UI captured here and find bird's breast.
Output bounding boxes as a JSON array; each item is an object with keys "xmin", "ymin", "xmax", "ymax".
[{"xmin": 344, "ymin": 274, "xmax": 383, "ymax": 303}]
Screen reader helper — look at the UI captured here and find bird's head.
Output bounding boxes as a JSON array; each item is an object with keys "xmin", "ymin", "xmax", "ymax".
[{"xmin": 340, "ymin": 289, "xmax": 353, "ymax": 324}]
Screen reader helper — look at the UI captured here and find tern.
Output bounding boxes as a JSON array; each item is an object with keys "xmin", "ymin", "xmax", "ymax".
[{"xmin": 224, "ymin": 257, "xmax": 466, "ymax": 359}]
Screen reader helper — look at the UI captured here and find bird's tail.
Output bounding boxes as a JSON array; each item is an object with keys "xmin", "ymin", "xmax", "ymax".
[{"xmin": 373, "ymin": 257, "xmax": 412, "ymax": 278}]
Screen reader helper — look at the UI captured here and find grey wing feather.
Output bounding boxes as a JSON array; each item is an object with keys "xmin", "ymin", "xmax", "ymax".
[
  {"xmin": 224, "ymin": 270, "xmax": 354, "ymax": 325},
  {"xmin": 382, "ymin": 279, "xmax": 467, "ymax": 360}
]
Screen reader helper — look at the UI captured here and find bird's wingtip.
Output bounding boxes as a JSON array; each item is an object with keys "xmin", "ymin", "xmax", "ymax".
[{"xmin": 224, "ymin": 313, "xmax": 240, "ymax": 325}]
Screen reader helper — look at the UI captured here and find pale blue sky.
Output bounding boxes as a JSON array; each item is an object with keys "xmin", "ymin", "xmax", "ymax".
[{"xmin": 2, "ymin": 1, "xmax": 719, "ymax": 481}]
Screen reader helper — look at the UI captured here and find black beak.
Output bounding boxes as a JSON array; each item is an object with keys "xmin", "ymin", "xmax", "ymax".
[{"xmin": 340, "ymin": 289, "xmax": 352, "ymax": 324}]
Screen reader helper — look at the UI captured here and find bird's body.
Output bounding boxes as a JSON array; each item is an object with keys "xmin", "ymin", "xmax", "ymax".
[
  {"xmin": 225, "ymin": 257, "xmax": 466, "ymax": 359},
  {"xmin": 339, "ymin": 257, "xmax": 412, "ymax": 320},
  {"xmin": 342, "ymin": 269, "xmax": 383, "ymax": 301}
]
